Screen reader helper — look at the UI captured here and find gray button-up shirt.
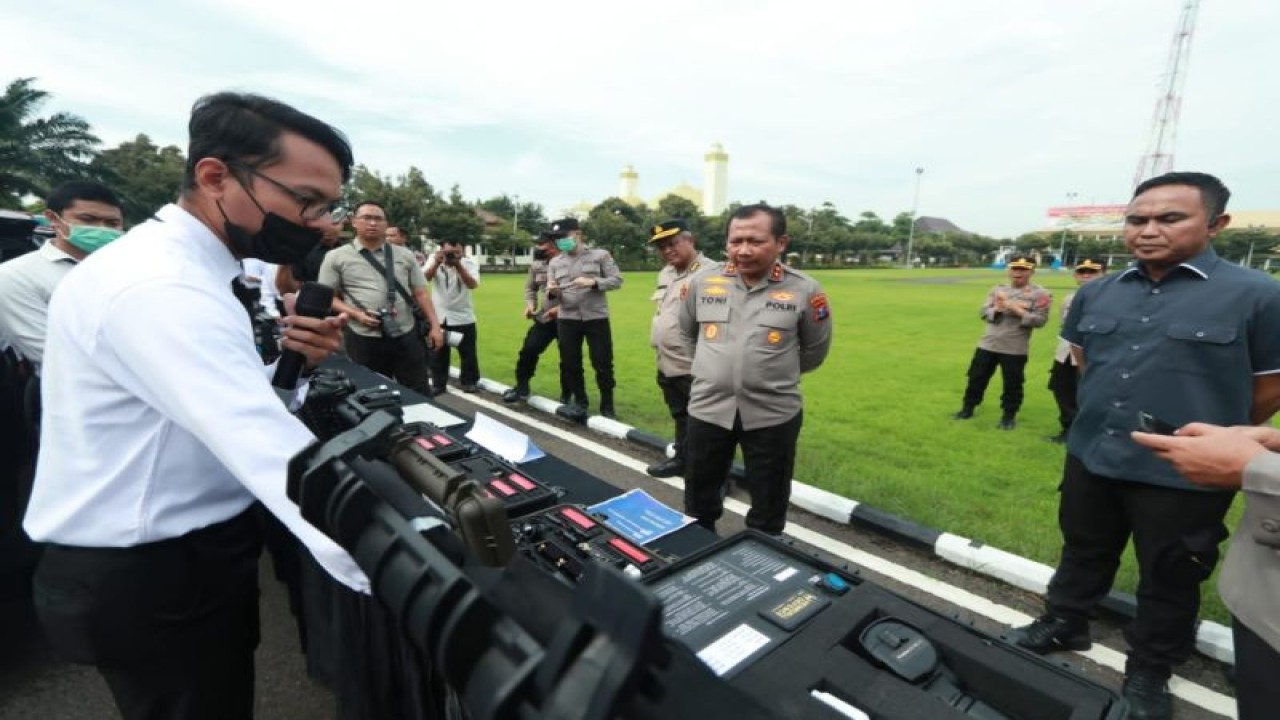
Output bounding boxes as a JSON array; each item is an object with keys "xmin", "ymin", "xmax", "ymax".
[
  {"xmin": 976, "ymin": 282, "xmax": 1051, "ymax": 356},
  {"xmin": 1063, "ymin": 248, "xmax": 1280, "ymax": 489},
  {"xmin": 548, "ymin": 247, "xmax": 623, "ymax": 321},
  {"xmin": 678, "ymin": 262, "xmax": 832, "ymax": 430},
  {"xmin": 318, "ymin": 242, "xmax": 427, "ymax": 338},
  {"xmin": 523, "ymin": 258, "xmax": 559, "ymax": 323},
  {"xmin": 651, "ymin": 254, "xmax": 715, "ymax": 377}
]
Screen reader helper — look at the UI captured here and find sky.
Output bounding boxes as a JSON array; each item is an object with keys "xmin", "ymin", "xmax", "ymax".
[{"xmin": 7, "ymin": 0, "xmax": 1276, "ymax": 237}]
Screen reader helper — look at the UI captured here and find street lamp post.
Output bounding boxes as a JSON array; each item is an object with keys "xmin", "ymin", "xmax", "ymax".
[
  {"xmin": 1057, "ymin": 191, "xmax": 1078, "ymax": 266},
  {"xmin": 904, "ymin": 167, "xmax": 924, "ymax": 269},
  {"xmin": 512, "ymin": 194, "xmax": 520, "ymax": 233}
]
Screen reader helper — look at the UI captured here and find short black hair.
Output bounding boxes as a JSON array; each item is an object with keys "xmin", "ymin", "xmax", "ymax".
[
  {"xmin": 352, "ymin": 200, "xmax": 386, "ymax": 217},
  {"xmin": 1133, "ymin": 172, "xmax": 1231, "ymax": 222},
  {"xmin": 182, "ymin": 92, "xmax": 354, "ymax": 193},
  {"xmin": 46, "ymin": 181, "xmax": 123, "ymax": 214},
  {"xmin": 729, "ymin": 203, "xmax": 786, "ymax": 237}
]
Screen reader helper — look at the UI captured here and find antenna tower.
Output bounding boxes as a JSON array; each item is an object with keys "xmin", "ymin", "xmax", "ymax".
[{"xmin": 1133, "ymin": 0, "xmax": 1201, "ymax": 188}]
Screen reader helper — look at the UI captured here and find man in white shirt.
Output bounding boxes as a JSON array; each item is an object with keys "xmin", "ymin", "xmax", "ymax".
[
  {"xmin": 0, "ymin": 181, "xmax": 125, "ymax": 372},
  {"xmin": 424, "ymin": 238, "xmax": 481, "ymax": 392},
  {"xmin": 23, "ymin": 92, "xmax": 369, "ymax": 720}
]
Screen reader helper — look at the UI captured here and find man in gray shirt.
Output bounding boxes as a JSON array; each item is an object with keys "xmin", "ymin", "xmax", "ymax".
[
  {"xmin": 319, "ymin": 200, "xmax": 443, "ymax": 395},
  {"xmin": 953, "ymin": 255, "xmax": 1052, "ymax": 430}
]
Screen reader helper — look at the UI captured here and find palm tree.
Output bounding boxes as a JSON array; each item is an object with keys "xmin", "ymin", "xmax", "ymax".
[{"xmin": 0, "ymin": 78, "xmax": 101, "ymax": 209}]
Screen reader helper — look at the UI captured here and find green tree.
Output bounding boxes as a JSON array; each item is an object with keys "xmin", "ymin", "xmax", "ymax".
[
  {"xmin": 0, "ymin": 77, "xmax": 102, "ymax": 209},
  {"xmin": 345, "ymin": 165, "xmax": 438, "ymax": 238},
  {"xmin": 585, "ymin": 197, "xmax": 650, "ymax": 264},
  {"xmin": 90, "ymin": 134, "xmax": 185, "ymax": 224},
  {"xmin": 422, "ymin": 185, "xmax": 484, "ymax": 246}
]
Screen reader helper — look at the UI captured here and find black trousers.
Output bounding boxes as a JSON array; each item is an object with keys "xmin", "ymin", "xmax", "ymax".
[
  {"xmin": 685, "ymin": 412, "xmax": 803, "ymax": 534},
  {"xmin": 557, "ymin": 318, "xmax": 614, "ymax": 405},
  {"xmin": 33, "ymin": 508, "xmax": 262, "ymax": 720},
  {"xmin": 430, "ymin": 321, "xmax": 479, "ymax": 389},
  {"xmin": 1232, "ymin": 615, "xmax": 1280, "ymax": 720},
  {"xmin": 1046, "ymin": 455, "xmax": 1233, "ymax": 668},
  {"xmin": 656, "ymin": 372, "xmax": 693, "ymax": 462},
  {"xmin": 1047, "ymin": 359, "xmax": 1079, "ymax": 432},
  {"xmin": 961, "ymin": 347, "xmax": 1028, "ymax": 415},
  {"xmin": 513, "ymin": 320, "xmax": 563, "ymax": 393},
  {"xmin": 345, "ymin": 329, "xmax": 431, "ymax": 395}
]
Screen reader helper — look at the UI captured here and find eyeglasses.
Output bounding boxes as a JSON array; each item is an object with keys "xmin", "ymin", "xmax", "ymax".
[{"xmin": 228, "ymin": 162, "xmax": 343, "ymax": 221}]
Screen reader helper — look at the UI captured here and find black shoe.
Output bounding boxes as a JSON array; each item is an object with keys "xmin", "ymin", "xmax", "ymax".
[
  {"xmin": 429, "ymin": 386, "xmax": 447, "ymax": 397},
  {"xmin": 460, "ymin": 384, "xmax": 478, "ymax": 393},
  {"xmin": 646, "ymin": 458, "xmax": 683, "ymax": 478},
  {"xmin": 1011, "ymin": 614, "xmax": 1091, "ymax": 654},
  {"xmin": 1122, "ymin": 665, "xmax": 1172, "ymax": 720},
  {"xmin": 1047, "ymin": 431, "xmax": 1068, "ymax": 443},
  {"xmin": 952, "ymin": 408, "xmax": 974, "ymax": 420},
  {"xmin": 998, "ymin": 416, "xmax": 1017, "ymax": 430},
  {"xmin": 555, "ymin": 403, "xmax": 588, "ymax": 423},
  {"xmin": 599, "ymin": 403, "xmax": 616, "ymax": 419},
  {"xmin": 502, "ymin": 386, "xmax": 529, "ymax": 403}
]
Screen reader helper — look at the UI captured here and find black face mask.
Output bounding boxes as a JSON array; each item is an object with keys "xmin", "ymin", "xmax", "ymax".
[
  {"xmin": 218, "ymin": 200, "xmax": 322, "ymax": 265},
  {"xmin": 532, "ymin": 248, "xmax": 550, "ymax": 261}
]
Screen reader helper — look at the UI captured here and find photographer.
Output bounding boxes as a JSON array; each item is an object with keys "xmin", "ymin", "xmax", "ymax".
[
  {"xmin": 424, "ymin": 238, "xmax": 480, "ymax": 393},
  {"xmin": 319, "ymin": 201, "xmax": 444, "ymax": 395}
]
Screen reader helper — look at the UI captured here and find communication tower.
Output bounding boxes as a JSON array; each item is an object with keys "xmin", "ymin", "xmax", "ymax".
[{"xmin": 1133, "ymin": 1, "xmax": 1201, "ymax": 187}]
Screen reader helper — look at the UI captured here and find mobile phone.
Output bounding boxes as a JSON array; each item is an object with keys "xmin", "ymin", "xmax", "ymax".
[{"xmin": 1137, "ymin": 411, "xmax": 1179, "ymax": 435}]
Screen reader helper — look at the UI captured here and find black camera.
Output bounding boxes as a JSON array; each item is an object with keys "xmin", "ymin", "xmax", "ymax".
[
  {"xmin": 375, "ymin": 307, "xmax": 396, "ymax": 338},
  {"xmin": 444, "ymin": 251, "xmax": 459, "ymax": 263}
]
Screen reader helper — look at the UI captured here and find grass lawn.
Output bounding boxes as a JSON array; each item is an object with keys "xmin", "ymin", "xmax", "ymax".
[{"xmin": 465, "ymin": 266, "xmax": 1243, "ymax": 624}]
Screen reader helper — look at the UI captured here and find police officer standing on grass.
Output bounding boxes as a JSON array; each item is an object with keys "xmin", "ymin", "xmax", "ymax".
[
  {"xmin": 646, "ymin": 219, "xmax": 715, "ymax": 478},
  {"xmin": 546, "ymin": 217, "xmax": 623, "ymax": 418},
  {"xmin": 1046, "ymin": 259, "xmax": 1105, "ymax": 443},
  {"xmin": 952, "ymin": 254, "xmax": 1052, "ymax": 430},
  {"xmin": 503, "ymin": 230, "xmax": 567, "ymax": 403},
  {"xmin": 1011, "ymin": 172, "xmax": 1280, "ymax": 720},
  {"xmin": 678, "ymin": 203, "xmax": 831, "ymax": 535}
]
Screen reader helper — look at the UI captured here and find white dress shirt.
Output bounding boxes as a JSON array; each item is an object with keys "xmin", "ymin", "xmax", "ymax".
[
  {"xmin": 24, "ymin": 203, "xmax": 369, "ymax": 593},
  {"xmin": 0, "ymin": 240, "xmax": 79, "ymax": 369},
  {"xmin": 425, "ymin": 254, "xmax": 479, "ymax": 324}
]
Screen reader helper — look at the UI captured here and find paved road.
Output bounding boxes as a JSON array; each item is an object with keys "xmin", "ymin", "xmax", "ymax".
[{"xmin": 0, "ymin": 387, "xmax": 1238, "ymax": 719}]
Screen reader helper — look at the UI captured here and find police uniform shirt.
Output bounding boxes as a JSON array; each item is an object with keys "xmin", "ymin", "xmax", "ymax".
[
  {"xmin": 524, "ymin": 258, "xmax": 559, "ymax": 323},
  {"xmin": 318, "ymin": 241, "xmax": 427, "ymax": 338},
  {"xmin": 424, "ymin": 253, "xmax": 480, "ymax": 325},
  {"xmin": 678, "ymin": 262, "xmax": 833, "ymax": 430},
  {"xmin": 547, "ymin": 246, "xmax": 623, "ymax": 321},
  {"xmin": 976, "ymin": 282, "xmax": 1051, "ymax": 356},
  {"xmin": 1052, "ymin": 290, "xmax": 1078, "ymax": 364},
  {"xmin": 0, "ymin": 239, "xmax": 78, "ymax": 369},
  {"xmin": 1062, "ymin": 248, "xmax": 1280, "ymax": 490},
  {"xmin": 651, "ymin": 253, "xmax": 715, "ymax": 377},
  {"xmin": 23, "ymin": 203, "xmax": 369, "ymax": 593}
]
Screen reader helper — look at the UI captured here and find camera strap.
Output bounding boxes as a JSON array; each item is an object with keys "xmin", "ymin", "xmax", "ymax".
[{"xmin": 358, "ymin": 245, "xmax": 425, "ymax": 330}]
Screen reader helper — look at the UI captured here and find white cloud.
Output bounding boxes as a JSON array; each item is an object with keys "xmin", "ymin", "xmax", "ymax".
[{"xmin": 6, "ymin": 0, "xmax": 1277, "ymax": 235}]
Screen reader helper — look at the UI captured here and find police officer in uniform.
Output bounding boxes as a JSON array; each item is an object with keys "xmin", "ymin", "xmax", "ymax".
[
  {"xmin": 953, "ymin": 254, "xmax": 1052, "ymax": 430},
  {"xmin": 678, "ymin": 204, "xmax": 832, "ymax": 534},
  {"xmin": 546, "ymin": 218, "xmax": 624, "ymax": 418},
  {"xmin": 1047, "ymin": 258, "xmax": 1104, "ymax": 442},
  {"xmin": 503, "ymin": 230, "xmax": 567, "ymax": 402},
  {"xmin": 647, "ymin": 219, "xmax": 716, "ymax": 477}
]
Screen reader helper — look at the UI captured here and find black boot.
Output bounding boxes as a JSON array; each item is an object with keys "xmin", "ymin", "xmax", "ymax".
[
  {"xmin": 646, "ymin": 457, "xmax": 683, "ymax": 478},
  {"xmin": 502, "ymin": 383, "xmax": 530, "ymax": 403},
  {"xmin": 599, "ymin": 390, "xmax": 616, "ymax": 419},
  {"xmin": 998, "ymin": 413, "xmax": 1017, "ymax": 430},
  {"xmin": 952, "ymin": 406, "xmax": 975, "ymax": 420}
]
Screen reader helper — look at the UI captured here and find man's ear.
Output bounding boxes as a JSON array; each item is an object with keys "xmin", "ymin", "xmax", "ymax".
[
  {"xmin": 193, "ymin": 157, "xmax": 232, "ymax": 199},
  {"xmin": 1209, "ymin": 213, "xmax": 1232, "ymax": 236}
]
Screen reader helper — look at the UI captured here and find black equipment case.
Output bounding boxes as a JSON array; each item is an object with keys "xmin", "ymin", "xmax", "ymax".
[{"xmin": 643, "ymin": 532, "xmax": 1128, "ymax": 720}]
